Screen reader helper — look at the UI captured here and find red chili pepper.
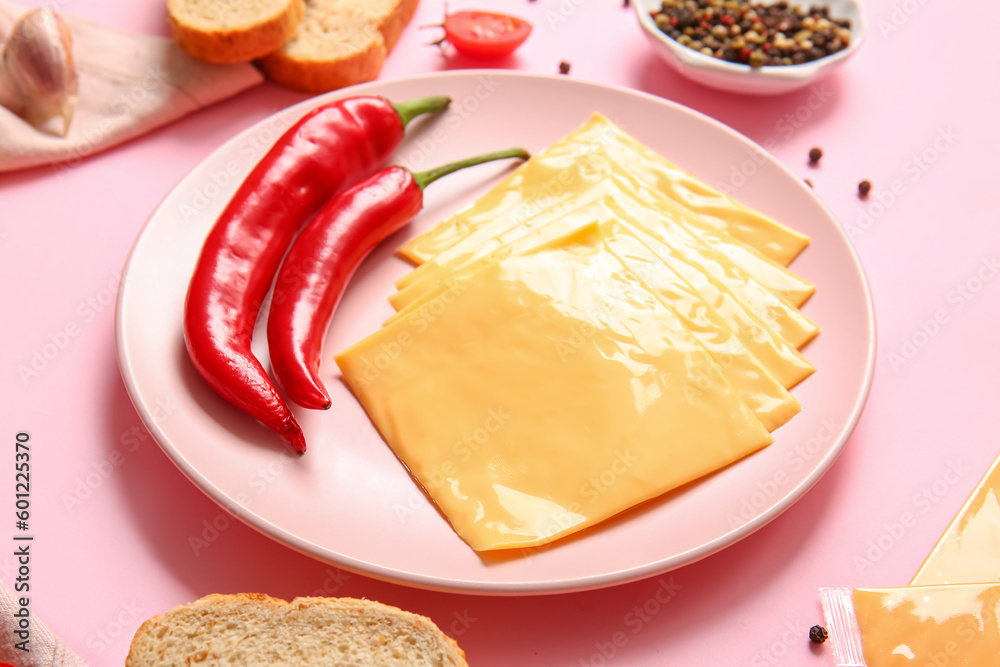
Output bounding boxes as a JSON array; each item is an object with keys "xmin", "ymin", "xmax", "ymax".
[
  {"xmin": 183, "ymin": 94, "xmax": 451, "ymax": 453},
  {"xmin": 267, "ymin": 147, "xmax": 530, "ymax": 410}
]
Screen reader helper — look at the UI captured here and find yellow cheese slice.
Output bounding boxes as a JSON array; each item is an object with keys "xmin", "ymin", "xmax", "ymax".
[
  {"xmin": 391, "ymin": 197, "xmax": 814, "ymax": 391},
  {"xmin": 397, "ymin": 216, "xmax": 802, "ymax": 431},
  {"xmin": 398, "ymin": 113, "xmax": 809, "ymax": 267},
  {"xmin": 911, "ymin": 456, "xmax": 1000, "ymax": 585},
  {"xmin": 605, "ymin": 119, "xmax": 810, "ymax": 266},
  {"xmin": 600, "ymin": 221, "xmax": 801, "ymax": 431},
  {"xmin": 395, "ymin": 142, "xmax": 815, "ymax": 309},
  {"xmin": 849, "ymin": 584, "xmax": 1000, "ymax": 666},
  {"xmin": 604, "ymin": 179, "xmax": 819, "ymax": 349},
  {"xmin": 337, "ymin": 224, "xmax": 774, "ymax": 551},
  {"xmin": 391, "ymin": 170, "xmax": 819, "ymax": 359},
  {"xmin": 609, "ymin": 206, "xmax": 815, "ymax": 389}
]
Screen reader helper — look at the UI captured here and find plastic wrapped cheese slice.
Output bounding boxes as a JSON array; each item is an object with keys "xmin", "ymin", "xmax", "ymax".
[
  {"xmin": 395, "ymin": 143, "xmax": 815, "ymax": 309},
  {"xmin": 911, "ymin": 455, "xmax": 1000, "ymax": 585},
  {"xmin": 398, "ymin": 113, "xmax": 809, "ymax": 267},
  {"xmin": 336, "ymin": 224, "xmax": 774, "ymax": 551},
  {"xmin": 820, "ymin": 584, "xmax": 1000, "ymax": 667}
]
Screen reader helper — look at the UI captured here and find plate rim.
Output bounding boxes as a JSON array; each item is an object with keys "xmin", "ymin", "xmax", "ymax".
[{"xmin": 115, "ymin": 69, "xmax": 877, "ymax": 595}]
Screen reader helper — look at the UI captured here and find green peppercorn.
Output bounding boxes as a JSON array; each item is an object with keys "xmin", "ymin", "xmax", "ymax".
[
  {"xmin": 748, "ymin": 50, "xmax": 767, "ymax": 67},
  {"xmin": 651, "ymin": 0, "xmax": 851, "ymax": 68}
]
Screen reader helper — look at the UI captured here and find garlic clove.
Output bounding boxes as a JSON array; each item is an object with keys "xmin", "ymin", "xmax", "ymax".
[
  {"xmin": 0, "ymin": 62, "xmax": 25, "ymax": 116},
  {"xmin": 2, "ymin": 8, "xmax": 78, "ymax": 136},
  {"xmin": 0, "ymin": 15, "xmax": 24, "ymax": 114}
]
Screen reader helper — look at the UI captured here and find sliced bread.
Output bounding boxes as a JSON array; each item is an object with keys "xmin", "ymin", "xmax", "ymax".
[
  {"xmin": 125, "ymin": 593, "xmax": 469, "ymax": 666},
  {"xmin": 256, "ymin": 0, "xmax": 420, "ymax": 94},
  {"xmin": 167, "ymin": 0, "xmax": 306, "ymax": 64}
]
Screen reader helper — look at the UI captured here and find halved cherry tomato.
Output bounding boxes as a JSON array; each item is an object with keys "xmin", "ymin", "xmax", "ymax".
[{"xmin": 442, "ymin": 11, "xmax": 532, "ymax": 59}]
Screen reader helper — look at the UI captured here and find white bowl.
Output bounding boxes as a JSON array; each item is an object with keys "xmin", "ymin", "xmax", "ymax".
[{"xmin": 633, "ymin": 0, "xmax": 866, "ymax": 95}]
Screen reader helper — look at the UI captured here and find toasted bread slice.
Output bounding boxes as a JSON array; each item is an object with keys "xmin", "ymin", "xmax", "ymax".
[
  {"xmin": 125, "ymin": 593, "xmax": 469, "ymax": 666},
  {"xmin": 256, "ymin": 0, "xmax": 420, "ymax": 93},
  {"xmin": 167, "ymin": 0, "xmax": 305, "ymax": 64}
]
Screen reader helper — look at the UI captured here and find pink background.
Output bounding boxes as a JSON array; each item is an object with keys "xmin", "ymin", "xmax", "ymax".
[{"xmin": 3, "ymin": 0, "xmax": 999, "ymax": 665}]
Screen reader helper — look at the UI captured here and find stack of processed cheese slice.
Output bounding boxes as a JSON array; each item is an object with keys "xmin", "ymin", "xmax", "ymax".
[{"xmin": 335, "ymin": 114, "xmax": 819, "ymax": 552}]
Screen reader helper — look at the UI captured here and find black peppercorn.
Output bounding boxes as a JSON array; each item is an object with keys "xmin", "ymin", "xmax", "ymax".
[
  {"xmin": 858, "ymin": 179, "xmax": 872, "ymax": 197},
  {"xmin": 650, "ymin": 0, "xmax": 852, "ymax": 67},
  {"xmin": 808, "ymin": 147, "xmax": 823, "ymax": 164},
  {"xmin": 558, "ymin": 60, "xmax": 571, "ymax": 75},
  {"xmin": 809, "ymin": 625, "xmax": 829, "ymax": 644}
]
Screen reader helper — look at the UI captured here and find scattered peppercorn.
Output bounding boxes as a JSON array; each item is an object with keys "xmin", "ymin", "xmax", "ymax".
[
  {"xmin": 623, "ymin": 0, "xmax": 630, "ymax": 6},
  {"xmin": 804, "ymin": 178, "xmax": 813, "ymax": 188},
  {"xmin": 559, "ymin": 60, "xmax": 571, "ymax": 74},
  {"xmin": 809, "ymin": 625, "xmax": 829, "ymax": 644},
  {"xmin": 858, "ymin": 179, "xmax": 872, "ymax": 197},
  {"xmin": 651, "ymin": 0, "xmax": 852, "ymax": 68},
  {"xmin": 808, "ymin": 146, "xmax": 823, "ymax": 164}
]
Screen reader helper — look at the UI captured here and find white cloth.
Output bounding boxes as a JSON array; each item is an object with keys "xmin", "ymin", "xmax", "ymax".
[
  {"xmin": 0, "ymin": 1, "xmax": 263, "ymax": 173},
  {"xmin": 0, "ymin": 581, "xmax": 87, "ymax": 666}
]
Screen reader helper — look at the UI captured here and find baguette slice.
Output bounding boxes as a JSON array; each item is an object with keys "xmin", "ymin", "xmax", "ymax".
[
  {"xmin": 257, "ymin": 0, "xmax": 420, "ymax": 94},
  {"xmin": 126, "ymin": 594, "xmax": 469, "ymax": 666},
  {"xmin": 167, "ymin": 0, "xmax": 306, "ymax": 64}
]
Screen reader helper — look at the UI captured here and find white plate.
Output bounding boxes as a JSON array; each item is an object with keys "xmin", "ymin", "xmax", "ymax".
[{"xmin": 116, "ymin": 71, "xmax": 876, "ymax": 595}]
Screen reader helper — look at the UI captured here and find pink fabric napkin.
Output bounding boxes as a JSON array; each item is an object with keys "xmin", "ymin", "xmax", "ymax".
[
  {"xmin": 0, "ymin": 1, "xmax": 264, "ymax": 174},
  {"xmin": 0, "ymin": 581, "xmax": 86, "ymax": 666}
]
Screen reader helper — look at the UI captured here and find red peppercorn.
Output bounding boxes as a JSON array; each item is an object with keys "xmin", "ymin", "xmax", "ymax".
[{"xmin": 650, "ymin": 0, "xmax": 853, "ymax": 68}]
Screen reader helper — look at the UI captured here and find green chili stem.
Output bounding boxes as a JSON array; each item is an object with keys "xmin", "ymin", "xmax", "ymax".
[
  {"xmin": 413, "ymin": 147, "xmax": 531, "ymax": 191},
  {"xmin": 393, "ymin": 95, "xmax": 452, "ymax": 128}
]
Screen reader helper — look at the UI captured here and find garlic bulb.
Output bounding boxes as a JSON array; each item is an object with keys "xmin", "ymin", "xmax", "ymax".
[{"xmin": 1, "ymin": 8, "xmax": 78, "ymax": 136}]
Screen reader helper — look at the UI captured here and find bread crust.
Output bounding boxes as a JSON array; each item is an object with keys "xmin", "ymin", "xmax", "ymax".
[
  {"xmin": 256, "ymin": 0, "xmax": 419, "ymax": 93},
  {"xmin": 257, "ymin": 32, "xmax": 387, "ymax": 94},
  {"xmin": 126, "ymin": 593, "xmax": 469, "ymax": 666},
  {"xmin": 373, "ymin": 0, "xmax": 421, "ymax": 51},
  {"xmin": 167, "ymin": 0, "xmax": 306, "ymax": 64}
]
